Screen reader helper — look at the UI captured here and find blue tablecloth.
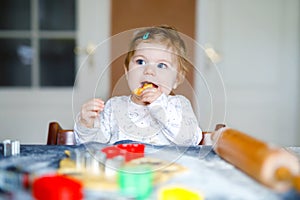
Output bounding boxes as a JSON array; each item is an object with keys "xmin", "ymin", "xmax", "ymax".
[{"xmin": 0, "ymin": 143, "xmax": 300, "ymax": 200}]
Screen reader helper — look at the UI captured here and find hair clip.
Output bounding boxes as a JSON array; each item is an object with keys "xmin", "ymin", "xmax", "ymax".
[{"xmin": 142, "ymin": 32, "xmax": 150, "ymax": 40}]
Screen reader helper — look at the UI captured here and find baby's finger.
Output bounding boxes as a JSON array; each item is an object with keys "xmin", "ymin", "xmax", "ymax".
[
  {"xmin": 141, "ymin": 87, "xmax": 157, "ymax": 95},
  {"xmin": 85, "ymin": 111, "xmax": 99, "ymax": 119},
  {"xmin": 141, "ymin": 89, "xmax": 162, "ymax": 103},
  {"xmin": 93, "ymin": 98, "xmax": 105, "ymax": 105},
  {"xmin": 85, "ymin": 98, "xmax": 104, "ymax": 107},
  {"xmin": 85, "ymin": 104, "xmax": 104, "ymax": 113},
  {"xmin": 142, "ymin": 88, "xmax": 161, "ymax": 98},
  {"xmin": 81, "ymin": 110, "xmax": 100, "ymax": 123},
  {"xmin": 84, "ymin": 98, "xmax": 104, "ymax": 107}
]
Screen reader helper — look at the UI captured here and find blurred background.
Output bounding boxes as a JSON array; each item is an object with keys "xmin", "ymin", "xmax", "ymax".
[{"xmin": 0, "ymin": 0, "xmax": 299, "ymax": 146}]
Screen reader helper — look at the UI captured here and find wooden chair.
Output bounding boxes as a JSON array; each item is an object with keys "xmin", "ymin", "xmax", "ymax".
[
  {"xmin": 47, "ymin": 122, "xmax": 224, "ymax": 146},
  {"xmin": 199, "ymin": 131, "xmax": 212, "ymax": 145},
  {"xmin": 199, "ymin": 124, "xmax": 226, "ymax": 145},
  {"xmin": 47, "ymin": 122, "xmax": 76, "ymax": 145}
]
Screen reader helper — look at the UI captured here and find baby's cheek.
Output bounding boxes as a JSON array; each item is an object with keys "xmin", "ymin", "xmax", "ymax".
[
  {"xmin": 127, "ymin": 74, "xmax": 139, "ymax": 91},
  {"xmin": 161, "ymin": 79, "xmax": 176, "ymax": 91},
  {"xmin": 160, "ymin": 86, "xmax": 172, "ymax": 95}
]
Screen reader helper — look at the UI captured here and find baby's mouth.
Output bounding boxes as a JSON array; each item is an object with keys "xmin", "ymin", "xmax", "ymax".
[
  {"xmin": 140, "ymin": 81, "xmax": 158, "ymax": 88},
  {"xmin": 133, "ymin": 81, "xmax": 158, "ymax": 96}
]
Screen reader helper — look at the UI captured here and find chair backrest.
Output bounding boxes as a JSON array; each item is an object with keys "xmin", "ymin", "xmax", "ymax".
[
  {"xmin": 48, "ymin": 122, "xmax": 224, "ymax": 145},
  {"xmin": 199, "ymin": 124, "xmax": 226, "ymax": 145},
  {"xmin": 47, "ymin": 122, "xmax": 75, "ymax": 145},
  {"xmin": 199, "ymin": 131, "xmax": 212, "ymax": 145}
]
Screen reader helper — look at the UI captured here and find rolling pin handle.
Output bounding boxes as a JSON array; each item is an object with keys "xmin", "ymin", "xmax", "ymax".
[{"xmin": 215, "ymin": 124, "xmax": 226, "ymax": 131}]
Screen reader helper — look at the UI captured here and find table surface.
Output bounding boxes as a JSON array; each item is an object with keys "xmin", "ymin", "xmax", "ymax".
[{"xmin": 1, "ymin": 143, "xmax": 300, "ymax": 200}]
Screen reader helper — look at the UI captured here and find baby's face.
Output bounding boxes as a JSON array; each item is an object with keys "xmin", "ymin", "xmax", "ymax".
[{"xmin": 126, "ymin": 42, "xmax": 179, "ymax": 95}]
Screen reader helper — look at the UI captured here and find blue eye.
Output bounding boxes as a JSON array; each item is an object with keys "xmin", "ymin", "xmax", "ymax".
[
  {"xmin": 157, "ymin": 63, "xmax": 167, "ymax": 69},
  {"xmin": 136, "ymin": 59, "xmax": 146, "ymax": 65}
]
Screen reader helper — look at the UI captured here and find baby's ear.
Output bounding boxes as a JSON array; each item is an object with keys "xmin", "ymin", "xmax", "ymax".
[
  {"xmin": 173, "ymin": 73, "xmax": 185, "ymax": 89},
  {"xmin": 124, "ymin": 65, "xmax": 128, "ymax": 80},
  {"xmin": 172, "ymin": 81, "xmax": 178, "ymax": 90}
]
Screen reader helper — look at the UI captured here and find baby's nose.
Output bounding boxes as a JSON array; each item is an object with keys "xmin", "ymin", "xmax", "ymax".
[{"xmin": 143, "ymin": 64, "xmax": 156, "ymax": 75}]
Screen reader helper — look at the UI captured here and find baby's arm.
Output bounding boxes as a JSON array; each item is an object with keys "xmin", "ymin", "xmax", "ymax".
[
  {"xmin": 74, "ymin": 98, "xmax": 111, "ymax": 144},
  {"xmin": 148, "ymin": 94, "xmax": 202, "ymax": 146}
]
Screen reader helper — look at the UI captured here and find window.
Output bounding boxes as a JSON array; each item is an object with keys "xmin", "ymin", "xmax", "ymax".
[{"xmin": 0, "ymin": 0, "xmax": 76, "ymax": 87}]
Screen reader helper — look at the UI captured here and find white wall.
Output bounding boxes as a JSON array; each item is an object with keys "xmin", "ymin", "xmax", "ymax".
[
  {"xmin": 195, "ymin": 0, "xmax": 300, "ymax": 146},
  {"xmin": 0, "ymin": 89, "xmax": 74, "ymax": 143}
]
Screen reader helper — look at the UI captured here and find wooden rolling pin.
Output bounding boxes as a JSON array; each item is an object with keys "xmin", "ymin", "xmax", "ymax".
[{"xmin": 211, "ymin": 127, "xmax": 300, "ymax": 192}]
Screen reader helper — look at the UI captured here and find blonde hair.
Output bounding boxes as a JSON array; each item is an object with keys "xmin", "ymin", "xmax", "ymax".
[{"xmin": 124, "ymin": 25, "xmax": 191, "ymax": 85}]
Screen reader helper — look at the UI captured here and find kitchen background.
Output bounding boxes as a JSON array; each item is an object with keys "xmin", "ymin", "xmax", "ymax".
[{"xmin": 0, "ymin": 0, "xmax": 299, "ymax": 146}]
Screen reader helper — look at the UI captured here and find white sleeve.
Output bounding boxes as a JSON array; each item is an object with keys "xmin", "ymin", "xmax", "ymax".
[
  {"xmin": 148, "ymin": 94, "xmax": 202, "ymax": 146},
  {"xmin": 73, "ymin": 99, "xmax": 115, "ymax": 144},
  {"xmin": 73, "ymin": 113, "xmax": 102, "ymax": 144}
]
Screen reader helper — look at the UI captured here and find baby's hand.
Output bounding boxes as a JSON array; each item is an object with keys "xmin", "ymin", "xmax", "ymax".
[
  {"xmin": 80, "ymin": 98, "xmax": 104, "ymax": 128},
  {"xmin": 139, "ymin": 87, "xmax": 162, "ymax": 104}
]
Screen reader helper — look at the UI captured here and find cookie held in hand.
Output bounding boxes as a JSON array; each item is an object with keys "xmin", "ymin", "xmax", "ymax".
[{"xmin": 133, "ymin": 82, "xmax": 158, "ymax": 96}]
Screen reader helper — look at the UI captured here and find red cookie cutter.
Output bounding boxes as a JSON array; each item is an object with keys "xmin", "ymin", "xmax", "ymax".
[
  {"xmin": 32, "ymin": 174, "xmax": 83, "ymax": 200},
  {"xmin": 101, "ymin": 143, "xmax": 145, "ymax": 162}
]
